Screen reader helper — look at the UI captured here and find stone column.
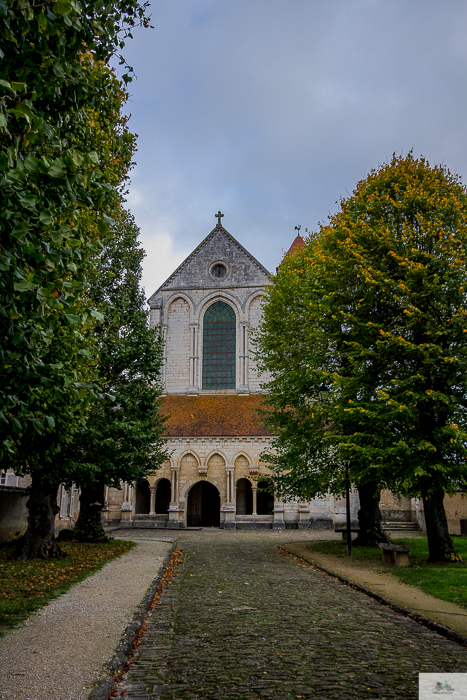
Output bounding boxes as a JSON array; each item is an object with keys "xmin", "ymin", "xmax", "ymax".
[
  {"xmin": 189, "ymin": 323, "xmax": 199, "ymax": 393},
  {"xmin": 223, "ymin": 466, "xmax": 236, "ymax": 529},
  {"xmin": 161, "ymin": 325, "xmax": 168, "ymax": 390},
  {"xmin": 272, "ymin": 497, "xmax": 285, "ymax": 530},
  {"xmin": 252, "ymin": 486, "xmax": 258, "ymax": 516},
  {"xmin": 298, "ymin": 500, "xmax": 311, "ymax": 529},
  {"xmin": 168, "ymin": 468, "xmax": 183, "ymax": 528},
  {"xmin": 120, "ymin": 482, "xmax": 134, "ymax": 522},
  {"xmin": 170, "ymin": 468, "xmax": 179, "ymax": 503},
  {"xmin": 238, "ymin": 322, "xmax": 249, "ymax": 392},
  {"xmin": 149, "ymin": 485, "xmax": 156, "ymax": 517}
]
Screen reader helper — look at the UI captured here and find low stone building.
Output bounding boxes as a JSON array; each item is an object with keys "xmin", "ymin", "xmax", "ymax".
[{"xmin": 0, "ymin": 471, "xmax": 79, "ymax": 543}]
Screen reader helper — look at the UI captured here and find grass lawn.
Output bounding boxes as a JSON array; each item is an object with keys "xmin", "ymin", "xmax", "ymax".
[
  {"xmin": 311, "ymin": 536, "xmax": 467, "ymax": 609},
  {"xmin": 0, "ymin": 538, "xmax": 136, "ymax": 637}
]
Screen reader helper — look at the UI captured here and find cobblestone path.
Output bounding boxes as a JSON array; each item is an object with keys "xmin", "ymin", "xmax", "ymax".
[{"xmin": 118, "ymin": 530, "xmax": 467, "ymax": 699}]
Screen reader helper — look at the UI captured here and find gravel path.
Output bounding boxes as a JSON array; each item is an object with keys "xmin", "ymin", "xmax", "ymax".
[{"xmin": 0, "ymin": 538, "xmax": 172, "ymax": 700}]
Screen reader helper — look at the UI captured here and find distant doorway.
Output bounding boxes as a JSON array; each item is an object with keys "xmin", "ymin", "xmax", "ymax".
[
  {"xmin": 135, "ymin": 480, "xmax": 150, "ymax": 514},
  {"xmin": 155, "ymin": 478, "xmax": 171, "ymax": 514},
  {"xmin": 257, "ymin": 480, "xmax": 274, "ymax": 515},
  {"xmin": 236, "ymin": 478, "xmax": 253, "ymax": 515},
  {"xmin": 187, "ymin": 481, "xmax": 220, "ymax": 527}
]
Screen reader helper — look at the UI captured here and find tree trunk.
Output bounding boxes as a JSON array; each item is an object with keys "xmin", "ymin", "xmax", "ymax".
[
  {"xmin": 421, "ymin": 483, "xmax": 459, "ymax": 562},
  {"xmin": 353, "ymin": 481, "xmax": 390, "ymax": 547},
  {"xmin": 16, "ymin": 474, "xmax": 64, "ymax": 559},
  {"xmin": 74, "ymin": 481, "xmax": 108, "ymax": 542}
]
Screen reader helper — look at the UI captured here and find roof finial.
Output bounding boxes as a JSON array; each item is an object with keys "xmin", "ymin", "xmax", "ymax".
[
  {"xmin": 216, "ymin": 210, "xmax": 224, "ymax": 226},
  {"xmin": 295, "ymin": 224, "xmax": 301, "ymax": 233}
]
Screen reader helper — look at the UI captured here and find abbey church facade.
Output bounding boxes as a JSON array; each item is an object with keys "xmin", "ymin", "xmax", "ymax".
[
  {"xmin": 102, "ymin": 215, "xmax": 358, "ymax": 529},
  {"xmin": 1, "ymin": 217, "xmax": 464, "ymax": 540}
]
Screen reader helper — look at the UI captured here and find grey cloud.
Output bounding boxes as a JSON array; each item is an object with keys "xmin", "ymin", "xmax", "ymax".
[{"xmin": 117, "ymin": 0, "xmax": 467, "ymax": 291}]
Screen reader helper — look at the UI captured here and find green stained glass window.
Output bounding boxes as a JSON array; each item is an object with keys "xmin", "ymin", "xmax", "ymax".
[{"xmin": 202, "ymin": 301, "xmax": 236, "ymax": 389}]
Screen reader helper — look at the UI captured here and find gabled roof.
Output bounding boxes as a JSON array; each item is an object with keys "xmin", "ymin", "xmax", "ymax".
[
  {"xmin": 287, "ymin": 234, "xmax": 305, "ymax": 256},
  {"xmin": 160, "ymin": 394, "xmax": 271, "ymax": 437},
  {"xmin": 148, "ymin": 223, "xmax": 271, "ymax": 303}
]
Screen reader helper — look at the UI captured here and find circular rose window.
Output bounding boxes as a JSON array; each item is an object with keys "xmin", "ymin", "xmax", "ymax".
[{"xmin": 211, "ymin": 263, "xmax": 227, "ymax": 278}]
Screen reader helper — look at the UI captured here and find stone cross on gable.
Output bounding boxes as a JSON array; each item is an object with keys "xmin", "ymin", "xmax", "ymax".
[{"xmin": 215, "ymin": 210, "xmax": 224, "ymax": 226}]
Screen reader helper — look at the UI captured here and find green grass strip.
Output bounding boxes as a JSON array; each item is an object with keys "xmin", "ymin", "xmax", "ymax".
[
  {"xmin": 311, "ymin": 536, "xmax": 467, "ymax": 609},
  {"xmin": 0, "ymin": 539, "xmax": 136, "ymax": 637}
]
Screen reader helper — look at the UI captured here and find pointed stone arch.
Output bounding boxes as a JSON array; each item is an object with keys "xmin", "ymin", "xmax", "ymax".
[{"xmin": 178, "ymin": 451, "xmax": 201, "ymax": 468}]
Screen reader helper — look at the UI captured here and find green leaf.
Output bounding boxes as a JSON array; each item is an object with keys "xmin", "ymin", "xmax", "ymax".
[
  {"xmin": 53, "ymin": 0, "xmax": 73, "ymax": 14},
  {"xmin": 0, "ymin": 412, "xmax": 9, "ymax": 426},
  {"xmin": 19, "ymin": 195, "xmax": 37, "ymax": 209},
  {"xmin": 39, "ymin": 210, "xmax": 54, "ymax": 225},
  {"xmin": 11, "ymin": 222, "xmax": 29, "ymax": 240},
  {"xmin": 31, "ymin": 419, "xmax": 43, "ymax": 435},
  {"xmin": 37, "ymin": 11, "xmax": 47, "ymax": 30},
  {"xmin": 52, "ymin": 63, "xmax": 66, "ymax": 78},
  {"xmin": 24, "ymin": 156, "xmax": 41, "ymax": 173},
  {"xmin": 0, "ymin": 113, "xmax": 7, "ymax": 129},
  {"xmin": 0, "ymin": 79, "xmax": 13, "ymax": 92},
  {"xmin": 45, "ymin": 416, "xmax": 55, "ymax": 429},
  {"xmin": 14, "ymin": 280, "xmax": 34, "ymax": 292},
  {"xmin": 11, "ymin": 417, "xmax": 22, "ymax": 433},
  {"xmin": 97, "ymin": 219, "xmax": 109, "ymax": 236},
  {"xmin": 90, "ymin": 310, "xmax": 105, "ymax": 321},
  {"xmin": 48, "ymin": 162, "xmax": 65, "ymax": 178},
  {"xmin": 65, "ymin": 314, "xmax": 80, "ymax": 324}
]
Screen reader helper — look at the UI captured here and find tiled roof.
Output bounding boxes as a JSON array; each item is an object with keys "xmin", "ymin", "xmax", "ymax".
[
  {"xmin": 286, "ymin": 234, "xmax": 305, "ymax": 256},
  {"xmin": 160, "ymin": 394, "xmax": 271, "ymax": 437}
]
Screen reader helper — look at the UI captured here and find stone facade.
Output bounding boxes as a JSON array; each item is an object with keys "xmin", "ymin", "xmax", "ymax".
[
  {"xmin": 104, "ymin": 218, "xmax": 447, "ymax": 533},
  {"xmin": 103, "ymin": 219, "xmax": 359, "ymax": 529}
]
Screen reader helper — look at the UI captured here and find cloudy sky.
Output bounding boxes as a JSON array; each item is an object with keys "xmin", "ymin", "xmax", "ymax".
[{"xmin": 116, "ymin": 0, "xmax": 467, "ymax": 297}]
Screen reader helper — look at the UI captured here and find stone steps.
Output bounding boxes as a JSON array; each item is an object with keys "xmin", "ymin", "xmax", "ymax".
[{"xmin": 382, "ymin": 521, "xmax": 421, "ymax": 532}]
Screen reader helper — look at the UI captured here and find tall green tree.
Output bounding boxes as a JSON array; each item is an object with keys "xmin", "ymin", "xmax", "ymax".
[
  {"xmin": 256, "ymin": 237, "xmax": 389, "ymax": 546},
  {"xmin": 63, "ymin": 206, "xmax": 166, "ymax": 541},
  {"xmin": 258, "ymin": 153, "xmax": 467, "ymax": 562},
  {"xmin": 1, "ymin": 0, "xmax": 146, "ymax": 557}
]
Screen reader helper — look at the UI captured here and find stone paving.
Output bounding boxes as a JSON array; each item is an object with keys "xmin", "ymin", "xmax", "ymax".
[{"xmin": 117, "ymin": 529, "xmax": 467, "ymax": 699}]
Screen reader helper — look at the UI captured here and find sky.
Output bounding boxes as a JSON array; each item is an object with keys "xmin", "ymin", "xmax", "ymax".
[{"xmin": 115, "ymin": 0, "xmax": 467, "ymax": 298}]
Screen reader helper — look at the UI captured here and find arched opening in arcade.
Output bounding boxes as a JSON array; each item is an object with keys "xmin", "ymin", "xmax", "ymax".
[
  {"xmin": 187, "ymin": 481, "xmax": 221, "ymax": 527},
  {"xmin": 135, "ymin": 479, "xmax": 150, "ymax": 514},
  {"xmin": 155, "ymin": 478, "xmax": 171, "ymax": 514},
  {"xmin": 257, "ymin": 480, "xmax": 274, "ymax": 516},
  {"xmin": 236, "ymin": 478, "xmax": 253, "ymax": 515}
]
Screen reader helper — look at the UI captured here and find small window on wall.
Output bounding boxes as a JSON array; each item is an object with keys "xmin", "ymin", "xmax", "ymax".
[{"xmin": 202, "ymin": 301, "xmax": 236, "ymax": 390}]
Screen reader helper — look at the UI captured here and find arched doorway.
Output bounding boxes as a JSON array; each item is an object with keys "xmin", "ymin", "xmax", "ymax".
[
  {"xmin": 187, "ymin": 481, "xmax": 220, "ymax": 527},
  {"xmin": 135, "ymin": 480, "xmax": 150, "ymax": 514},
  {"xmin": 236, "ymin": 478, "xmax": 253, "ymax": 515},
  {"xmin": 155, "ymin": 478, "xmax": 171, "ymax": 514},
  {"xmin": 257, "ymin": 480, "xmax": 274, "ymax": 516}
]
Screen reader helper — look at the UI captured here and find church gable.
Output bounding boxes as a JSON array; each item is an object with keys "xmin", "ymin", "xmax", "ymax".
[{"xmin": 148, "ymin": 223, "xmax": 271, "ymax": 300}]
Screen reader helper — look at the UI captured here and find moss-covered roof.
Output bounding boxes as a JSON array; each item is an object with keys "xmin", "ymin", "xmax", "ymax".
[{"xmin": 160, "ymin": 394, "xmax": 271, "ymax": 437}]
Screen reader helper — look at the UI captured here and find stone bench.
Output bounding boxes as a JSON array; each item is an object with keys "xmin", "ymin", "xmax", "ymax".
[
  {"xmin": 335, "ymin": 528, "xmax": 359, "ymax": 541},
  {"xmin": 378, "ymin": 542, "xmax": 412, "ymax": 567}
]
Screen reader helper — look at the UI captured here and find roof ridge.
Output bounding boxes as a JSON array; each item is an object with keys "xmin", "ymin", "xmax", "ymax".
[{"xmin": 147, "ymin": 225, "xmax": 271, "ymax": 303}]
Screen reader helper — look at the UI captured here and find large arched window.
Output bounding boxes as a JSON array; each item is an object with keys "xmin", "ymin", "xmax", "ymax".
[{"xmin": 202, "ymin": 301, "xmax": 236, "ymax": 389}]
